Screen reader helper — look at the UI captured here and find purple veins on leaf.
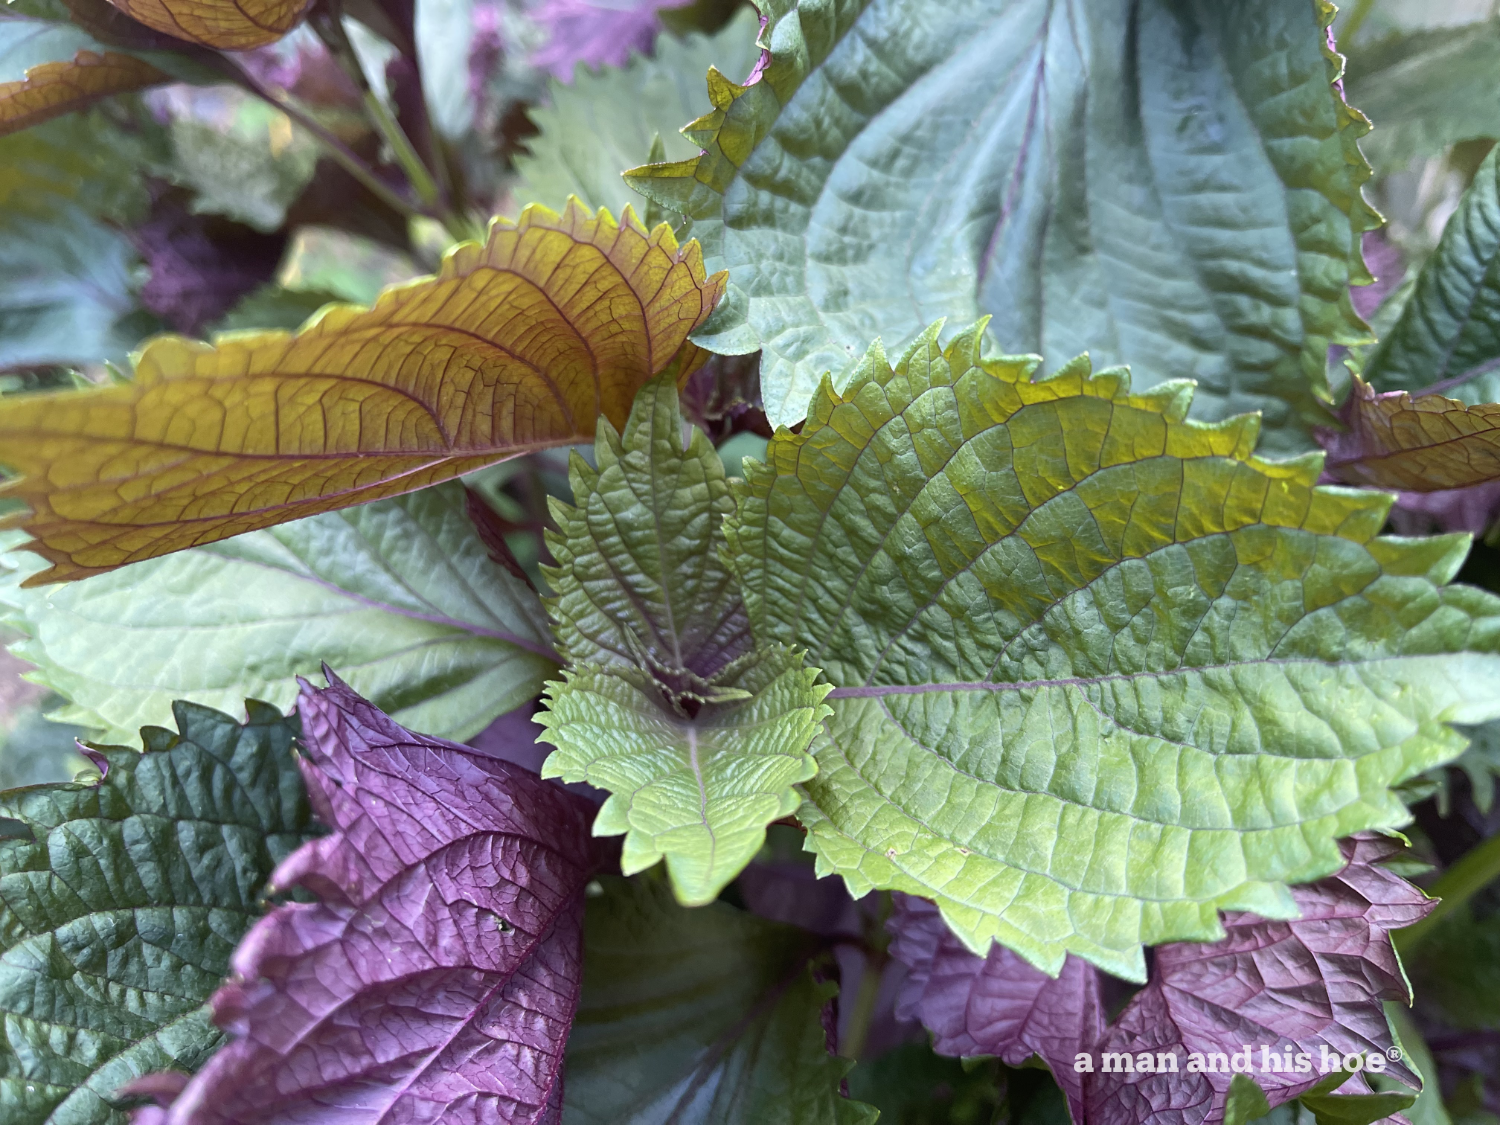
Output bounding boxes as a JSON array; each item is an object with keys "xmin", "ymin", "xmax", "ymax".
[
  {"xmin": 132, "ymin": 671, "xmax": 601, "ymax": 1125},
  {"xmin": 890, "ymin": 835, "xmax": 1433, "ymax": 1125}
]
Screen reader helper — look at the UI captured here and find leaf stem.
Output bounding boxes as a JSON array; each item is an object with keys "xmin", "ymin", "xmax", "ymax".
[
  {"xmin": 226, "ymin": 58, "xmax": 420, "ymax": 223},
  {"xmin": 309, "ymin": 6, "xmax": 447, "ymax": 221},
  {"xmin": 1339, "ymin": 0, "xmax": 1379, "ymax": 44},
  {"xmin": 1396, "ymin": 830, "xmax": 1500, "ymax": 953},
  {"xmin": 840, "ymin": 951, "xmax": 883, "ymax": 1062}
]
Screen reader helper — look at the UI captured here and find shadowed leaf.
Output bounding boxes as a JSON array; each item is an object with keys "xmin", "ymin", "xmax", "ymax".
[
  {"xmin": 0, "ymin": 200, "xmax": 725, "ymax": 585},
  {"xmin": 724, "ymin": 319, "xmax": 1500, "ymax": 977},
  {"xmin": 0, "ymin": 48, "xmax": 165, "ymax": 135}
]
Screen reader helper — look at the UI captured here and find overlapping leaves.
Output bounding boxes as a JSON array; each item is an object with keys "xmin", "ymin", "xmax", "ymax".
[
  {"xmin": 147, "ymin": 674, "xmax": 601, "ymax": 1124},
  {"xmin": 891, "ymin": 836, "xmax": 1430, "ymax": 1125},
  {"xmin": 537, "ymin": 375, "xmax": 828, "ymax": 905},
  {"xmin": 626, "ymin": 0, "xmax": 1375, "ymax": 444},
  {"xmin": 0, "ymin": 482, "xmax": 556, "ymax": 745},
  {"xmin": 0, "ymin": 201, "xmax": 725, "ymax": 584},
  {"xmin": 0, "ymin": 700, "xmax": 316, "ymax": 1125},
  {"xmin": 724, "ymin": 319, "xmax": 1500, "ymax": 978}
]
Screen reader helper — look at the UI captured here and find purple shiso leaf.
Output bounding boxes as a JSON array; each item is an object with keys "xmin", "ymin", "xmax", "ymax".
[
  {"xmin": 893, "ymin": 836, "xmax": 1431, "ymax": 1125},
  {"xmin": 137, "ymin": 671, "xmax": 601, "ymax": 1125},
  {"xmin": 889, "ymin": 893, "xmax": 1102, "ymax": 1123},
  {"xmin": 529, "ymin": 0, "xmax": 692, "ymax": 81}
]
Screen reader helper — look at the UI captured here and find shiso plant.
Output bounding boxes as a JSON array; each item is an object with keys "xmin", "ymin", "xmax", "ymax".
[{"xmin": 7, "ymin": 0, "xmax": 1500, "ymax": 1122}]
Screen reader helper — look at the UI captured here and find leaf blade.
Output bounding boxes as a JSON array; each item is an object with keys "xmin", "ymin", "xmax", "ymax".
[{"xmin": 0, "ymin": 200, "xmax": 726, "ymax": 584}]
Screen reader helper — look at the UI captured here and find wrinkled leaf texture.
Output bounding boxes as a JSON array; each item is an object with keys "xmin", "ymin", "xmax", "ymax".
[
  {"xmin": 724, "ymin": 319, "xmax": 1500, "ymax": 979},
  {"xmin": 564, "ymin": 874, "xmax": 876, "ymax": 1124},
  {"xmin": 625, "ymin": 0, "xmax": 1375, "ymax": 446},
  {"xmin": 1320, "ymin": 377, "xmax": 1500, "ymax": 493},
  {"xmin": 103, "ymin": 0, "xmax": 310, "ymax": 49},
  {"xmin": 537, "ymin": 375, "xmax": 829, "ymax": 905},
  {"xmin": 892, "ymin": 835, "xmax": 1429, "ymax": 1125},
  {"xmin": 0, "ymin": 481, "xmax": 557, "ymax": 745},
  {"xmin": 0, "ymin": 700, "xmax": 316, "ymax": 1125},
  {"xmin": 0, "ymin": 200, "xmax": 725, "ymax": 585},
  {"xmin": 150, "ymin": 674, "xmax": 600, "ymax": 1125}
]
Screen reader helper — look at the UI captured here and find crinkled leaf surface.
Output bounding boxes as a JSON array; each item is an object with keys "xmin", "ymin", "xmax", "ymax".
[
  {"xmin": 889, "ymin": 893, "xmax": 1100, "ymax": 1123},
  {"xmin": 1363, "ymin": 146, "xmax": 1500, "ymax": 398},
  {"xmin": 154, "ymin": 675, "xmax": 600, "ymax": 1125},
  {"xmin": 0, "ymin": 481, "xmax": 557, "ymax": 746},
  {"xmin": 0, "ymin": 699, "xmax": 316, "ymax": 1125},
  {"xmin": 0, "ymin": 13, "xmax": 166, "ymax": 136},
  {"xmin": 563, "ymin": 873, "xmax": 876, "ymax": 1125},
  {"xmin": 0, "ymin": 200, "xmax": 725, "ymax": 585},
  {"xmin": 537, "ymin": 376, "xmax": 827, "ymax": 905},
  {"xmin": 1319, "ymin": 377, "xmax": 1500, "ymax": 492},
  {"xmin": 529, "ymin": 0, "xmax": 691, "ymax": 81},
  {"xmin": 1083, "ymin": 835, "xmax": 1427, "ymax": 1125},
  {"xmin": 1345, "ymin": 20, "xmax": 1500, "ymax": 173},
  {"xmin": 103, "ymin": 0, "xmax": 310, "ymax": 49},
  {"xmin": 515, "ymin": 7, "xmax": 762, "ymax": 218},
  {"xmin": 626, "ymin": 0, "xmax": 1375, "ymax": 444},
  {"xmin": 724, "ymin": 321, "xmax": 1500, "ymax": 978}
]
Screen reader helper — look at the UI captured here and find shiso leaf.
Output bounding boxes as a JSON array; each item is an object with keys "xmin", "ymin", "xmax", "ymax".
[
  {"xmin": 538, "ymin": 376, "xmax": 829, "ymax": 905},
  {"xmin": 102, "ymin": 0, "xmax": 310, "ymax": 49},
  {"xmin": 724, "ymin": 319, "xmax": 1500, "ymax": 978},
  {"xmin": 625, "ymin": 0, "xmax": 1376, "ymax": 447},
  {"xmin": 0, "ymin": 200, "xmax": 725, "ymax": 585},
  {"xmin": 563, "ymin": 873, "xmax": 877, "ymax": 1124},
  {"xmin": 0, "ymin": 700, "xmax": 316, "ymax": 1125},
  {"xmin": 1320, "ymin": 377, "xmax": 1500, "ymax": 492},
  {"xmin": 144, "ymin": 673, "xmax": 601, "ymax": 1125},
  {"xmin": 0, "ymin": 481, "xmax": 557, "ymax": 745},
  {"xmin": 1362, "ymin": 146, "xmax": 1500, "ymax": 400}
]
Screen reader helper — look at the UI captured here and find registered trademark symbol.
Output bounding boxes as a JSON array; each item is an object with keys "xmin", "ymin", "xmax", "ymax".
[{"xmin": 1387, "ymin": 1047, "xmax": 1403, "ymax": 1062}]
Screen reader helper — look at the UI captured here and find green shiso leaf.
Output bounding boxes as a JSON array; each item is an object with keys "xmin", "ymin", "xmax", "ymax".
[
  {"xmin": 723, "ymin": 319, "xmax": 1500, "ymax": 980},
  {"xmin": 537, "ymin": 376, "xmax": 829, "ymax": 905},
  {"xmin": 0, "ymin": 700, "xmax": 318, "ymax": 1124},
  {"xmin": 515, "ymin": 7, "xmax": 763, "ymax": 219},
  {"xmin": 563, "ymin": 874, "xmax": 876, "ymax": 1124},
  {"xmin": 0, "ymin": 481, "xmax": 557, "ymax": 745},
  {"xmin": 1362, "ymin": 146, "xmax": 1500, "ymax": 401},
  {"xmin": 625, "ymin": 0, "xmax": 1376, "ymax": 448}
]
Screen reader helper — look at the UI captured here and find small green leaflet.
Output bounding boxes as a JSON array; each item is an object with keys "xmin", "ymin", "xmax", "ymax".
[
  {"xmin": 537, "ymin": 376, "xmax": 829, "ymax": 906},
  {"xmin": 723, "ymin": 319, "xmax": 1500, "ymax": 979},
  {"xmin": 1362, "ymin": 145, "xmax": 1500, "ymax": 401},
  {"xmin": 0, "ymin": 482, "xmax": 556, "ymax": 745},
  {"xmin": 515, "ymin": 7, "xmax": 763, "ymax": 220},
  {"xmin": 625, "ymin": 0, "xmax": 1375, "ymax": 448},
  {"xmin": 563, "ymin": 874, "xmax": 876, "ymax": 1125},
  {"xmin": 0, "ymin": 700, "xmax": 318, "ymax": 1125}
]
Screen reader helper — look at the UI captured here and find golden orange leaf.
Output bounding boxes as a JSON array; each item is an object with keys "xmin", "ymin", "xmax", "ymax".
[
  {"xmin": 104, "ymin": 0, "xmax": 309, "ymax": 48},
  {"xmin": 0, "ymin": 200, "xmax": 726, "ymax": 585},
  {"xmin": 1320, "ymin": 376, "xmax": 1500, "ymax": 491},
  {"xmin": 0, "ymin": 49, "xmax": 167, "ymax": 137}
]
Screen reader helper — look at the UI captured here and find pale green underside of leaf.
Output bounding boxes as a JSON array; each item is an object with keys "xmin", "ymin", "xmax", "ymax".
[
  {"xmin": 564, "ymin": 874, "xmax": 875, "ymax": 1125},
  {"xmin": 0, "ymin": 700, "xmax": 317, "ymax": 1125},
  {"xmin": 725, "ymin": 321, "xmax": 1500, "ymax": 979},
  {"xmin": 514, "ymin": 7, "xmax": 763, "ymax": 219},
  {"xmin": 1345, "ymin": 20, "xmax": 1500, "ymax": 173},
  {"xmin": 0, "ymin": 482, "xmax": 556, "ymax": 745},
  {"xmin": 539, "ymin": 647, "xmax": 829, "ymax": 906},
  {"xmin": 1363, "ymin": 146, "xmax": 1500, "ymax": 401},
  {"xmin": 539, "ymin": 375, "xmax": 827, "ymax": 903},
  {"xmin": 625, "ymin": 0, "xmax": 1375, "ymax": 448}
]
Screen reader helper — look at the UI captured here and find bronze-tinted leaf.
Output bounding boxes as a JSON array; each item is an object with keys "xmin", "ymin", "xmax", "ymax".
[
  {"xmin": 104, "ymin": 0, "xmax": 310, "ymax": 49},
  {"xmin": 1320, "ymin": 376, "xmax": 1500, "ymax": 491},
  {"xmin": 0, "ymin": 200, "xmax": 725, "ymax": 584},
  {"xmin": 0, "ymin": 49, "xmax": 166, "ymax": 137}
]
